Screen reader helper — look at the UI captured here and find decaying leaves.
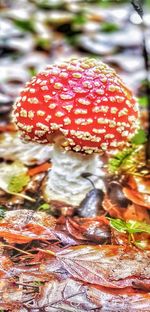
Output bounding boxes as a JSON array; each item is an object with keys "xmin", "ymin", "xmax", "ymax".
[
  {"xmin": 56, "ymin": 245, "xmax": 150, "ymax": 289},
  {"xmin": 0, "ymin": 210, "xmax": 56, "ymax": 243}
]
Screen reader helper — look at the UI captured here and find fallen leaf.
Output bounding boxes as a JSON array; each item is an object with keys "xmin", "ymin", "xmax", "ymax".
[
  {"xmin": 25, "ymin": 277, "xmax": 150, "ymax": 312},
  {"xmin": 0, "ymin": 210, "xmax": 56, "ymax": 243},
  {"xmin": 87, "ymin": 285, "xmax": 150, "ymax": 312},
  {"xmin": 57, "ymin": 245, "xmax": 150, "ymax": 289},
  {"xmin": 66, "ymin": 217, "xmax": 111, "ymax": 244},
  {"xmin": 123, "ymin": 187, "xmax": 150, "ymax": 209},
  {"xmin": 25, "ymin": 278, "xmax": 100, "ymax": 311},
  {"xmin": 0, "ymin": 162, "xmax": 29, "ymax": 194}
]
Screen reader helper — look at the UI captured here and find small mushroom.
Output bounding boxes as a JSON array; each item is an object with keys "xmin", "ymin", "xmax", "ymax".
[{"xmin": 12, "ymin": 58, "xmax": 139, "ymax": 206}]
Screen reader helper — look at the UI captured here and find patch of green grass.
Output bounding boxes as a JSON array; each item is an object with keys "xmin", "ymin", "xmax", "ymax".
[{"xmin": 101, "ymin": 22, "xmax": 119, "ymax": 32}]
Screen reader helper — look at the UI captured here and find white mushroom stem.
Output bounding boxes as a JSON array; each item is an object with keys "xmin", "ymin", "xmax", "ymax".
[{"xmin": 44, "ymin": 144, "xmax": 105, "ymax": 206}]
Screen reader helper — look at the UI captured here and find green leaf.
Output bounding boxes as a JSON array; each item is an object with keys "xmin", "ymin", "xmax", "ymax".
[
  {"xmin": 0, "ymin": 206, "xmax": 6, "ymax": 220},
  {"xmin": 101, "ymin": 22, "xmax": 119, "ymax": 32},
  {"xmin": 108, "ymin": 218, "xmax": 128, "ymax": 233},
  {"xmin": 0, "ymin": 162, "xmax": 34, "ymax": 202},
  {"xmin": 8, "ymin": 173, "xmax": 30, "ymax": 193},
  {"xmin": 138, "ymin": 96, "xmax": 148, "ymax": 107},
  {"xmin": 108, "ymin": 218, "xmax": 150, "ymax": 235},
  {"xmin": 36, "ymin": 37, "xmax": 50, "ymax": 50},
  {"xmin": 134, "ymin": 240, "xmax": 148, "ymax": 249},
  {"xmin": 36, "ymin": 0, "xmax": 62, "ymax": 9},
  {"xmin": 126, "ymin": 220, "xmax": 150, "ymax": 234},
  {"xmin": 32, "ymin": 281, "xmax": 45, "ymax": 287},
  {"xmin": 38, "ymin": 203, "xmax": 50, "ymax": 211},
  {"xmin": 13, "ymin": 19, "xmax": 35, "ymax": 33},
  {"xmin": 73, "ymin": 14, "xmax": 87, "ymax": 25},
  {"xmin": 108, "ymin": 148, "xmax": 134, "ymax": 173},
  {"xmin": 28, "ymin": 67, "xmax": 37, "ymax": 77},
  {"xmin": 131, "ymin": 129, "xmax": 147, "ymax": 145}
]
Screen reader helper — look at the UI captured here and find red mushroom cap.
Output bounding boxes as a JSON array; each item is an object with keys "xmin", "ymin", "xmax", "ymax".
[{"xmin": 13, "ymin": 58, "xmax": 139, "ymax": 154}]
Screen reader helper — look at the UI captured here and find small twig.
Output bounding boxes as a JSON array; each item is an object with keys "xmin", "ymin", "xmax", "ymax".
[
  {"xmin": 36, "ymin": 248, "xmax": 56, "ymax": 256},
  {"xmin": 13, "ymin": 192, "xmax": 36, "ymax": 202},
  {"xmin": 5, "ymin": 189, "xmax": 36, "ymax": 202},
  {"xmin": 0, "ymin": 243, "xmax": 33, "ymax": 256},
  {"xmin": 24, "ymin": 261, "xmax": 41, "ymax": 266},
  {"xmin": 15, "ymin": 282, "xmax": 39, "ymax": 289}
]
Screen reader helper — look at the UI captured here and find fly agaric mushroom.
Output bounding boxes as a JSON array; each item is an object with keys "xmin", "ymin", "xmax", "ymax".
[{"xmin": 12, "ymin": 58, "xmax": 139, "ymax": 206}]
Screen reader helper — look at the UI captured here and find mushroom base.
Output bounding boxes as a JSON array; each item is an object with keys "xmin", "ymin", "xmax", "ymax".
[{"xmin": 43, "ymin": 144, "xmax": 105, "ymax": 207}]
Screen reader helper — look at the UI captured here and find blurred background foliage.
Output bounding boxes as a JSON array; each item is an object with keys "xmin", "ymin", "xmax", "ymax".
[{"xmin": 0, "ymin": 0, "xmax": 150, "ymax": 131}]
